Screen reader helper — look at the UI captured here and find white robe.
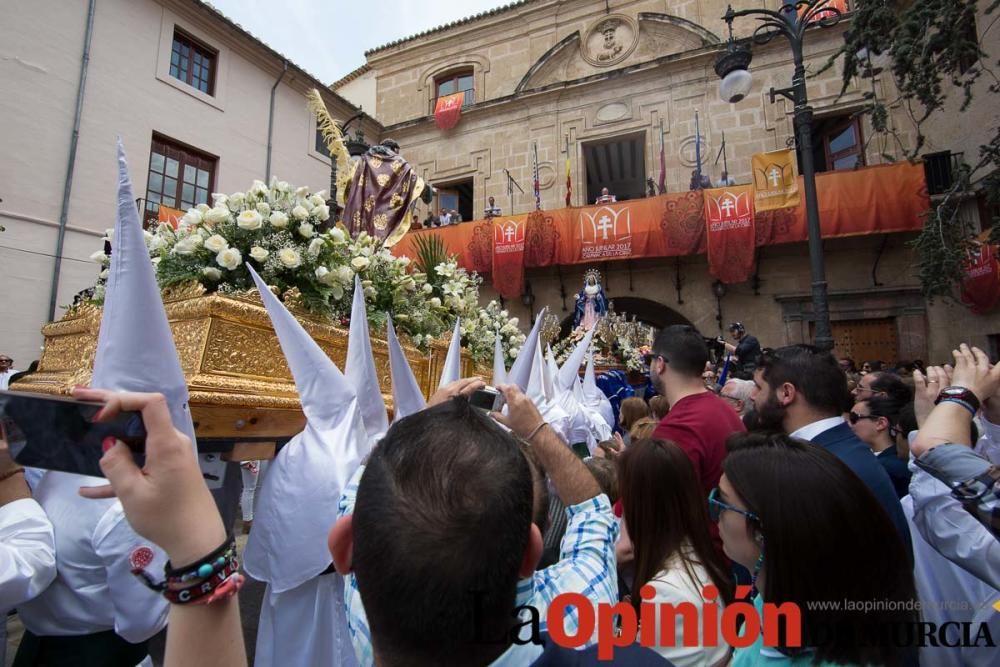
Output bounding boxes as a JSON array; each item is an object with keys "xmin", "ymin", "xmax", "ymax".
[{"xmin": 255, "ymin": 575, "xmax": 357, "ymax": 667}]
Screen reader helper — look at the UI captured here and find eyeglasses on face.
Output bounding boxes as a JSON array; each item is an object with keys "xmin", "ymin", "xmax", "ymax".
[
  {"xmin": 848, "ymin": 411, "xmax": 878, "ymax": 425},
  {"xmin": 708, "ymin": 487, "xmax": 760, "ymax": 524}
]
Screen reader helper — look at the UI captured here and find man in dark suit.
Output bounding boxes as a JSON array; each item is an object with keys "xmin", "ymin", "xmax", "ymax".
[{"xmin": 750, "ymin": 345, "xmax": 913, "ymax": 559}]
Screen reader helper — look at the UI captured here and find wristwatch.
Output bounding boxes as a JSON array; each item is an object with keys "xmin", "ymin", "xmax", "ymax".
[{"xmin": 934, "ymin": 386, "xmax": 981, "ymax": 415}]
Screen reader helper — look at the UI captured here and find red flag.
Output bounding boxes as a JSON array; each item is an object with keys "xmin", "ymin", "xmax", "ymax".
[
  {"xmin": 704, "ymin": 185, "xmax": 756, "ymax": 283},
  {"xmin": 434, "ymin": 92, "xmax": 464, "ymax": 130},
  {"xmin": 961, "ymin": 240, "xmax": 1000, "ymax": 314}
]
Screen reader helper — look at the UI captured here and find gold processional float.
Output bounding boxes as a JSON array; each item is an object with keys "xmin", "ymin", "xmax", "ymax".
[
  {"xmin": 13, "ymin": 281, "xmax": 490, "ymax": 462},
  {"xmin": 12, "ymin": 90, "xmax": 498, "ymax": 461}
]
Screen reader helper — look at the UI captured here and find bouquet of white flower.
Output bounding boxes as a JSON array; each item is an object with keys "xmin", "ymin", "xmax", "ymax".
[{"xmin": 87, "ymin": 177, "xmax": 522, "ymax": 363}]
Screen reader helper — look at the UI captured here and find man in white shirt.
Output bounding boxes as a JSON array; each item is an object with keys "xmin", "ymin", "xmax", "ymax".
[
  {"xmin": 439, "ymin": 210, "xmax": 452, "ymax": 226},
  {"xmin": 595, "ymin": 187, "xmax": 616, "ymax": 204},
  {"xmin": 0, "ymin": 355, "xmax": 17, "ymax": 390},
  {"xmin": 0, "ymin": 442, "xmax": 56, "ymax": 667}
]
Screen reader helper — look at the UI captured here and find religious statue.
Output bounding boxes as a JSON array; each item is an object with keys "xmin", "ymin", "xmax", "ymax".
[
  {"xmin": 309, "ymin": 90, "xmax": 427, "ymax": 246},
  {"xmin": 573, "ymin": 268, "xmax": 608, "ymax": 330}
]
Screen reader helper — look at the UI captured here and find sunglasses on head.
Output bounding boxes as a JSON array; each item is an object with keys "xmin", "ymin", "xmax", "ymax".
[{"xmin": 848, "ymin": 411, "xmax": 878, "ymax": 425}]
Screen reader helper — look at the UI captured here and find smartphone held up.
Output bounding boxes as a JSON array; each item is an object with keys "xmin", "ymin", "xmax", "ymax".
[{"xmin": 0, "ymin": 390, "xmax": 147, "ymax": 478}]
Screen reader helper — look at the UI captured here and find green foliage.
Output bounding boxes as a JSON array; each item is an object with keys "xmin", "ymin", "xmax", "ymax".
[
  {"xmin": 412, "ymin": 232, "xmax": 449, "ymax": 289},
  {"xmin": 831, "ymin": 0, "xmax": 999, "ymax": 299}
]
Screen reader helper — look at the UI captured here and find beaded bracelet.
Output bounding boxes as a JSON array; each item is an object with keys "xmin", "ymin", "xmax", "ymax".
[{"xmin": 131, "ymin": 536, "xmax": 242, "ymax": 605}]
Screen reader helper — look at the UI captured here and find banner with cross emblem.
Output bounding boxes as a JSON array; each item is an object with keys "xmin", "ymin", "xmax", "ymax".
[
  {"xmin": 704, "ymin": 185, "xmax": 756, "ymax": 284},
  {"xmin": 752, "ymin": 149, "xmax": 800, "ymax": 212},
  {"xmin": 492, "ymin": 215, "xmax": 528, "ymax": 298}
]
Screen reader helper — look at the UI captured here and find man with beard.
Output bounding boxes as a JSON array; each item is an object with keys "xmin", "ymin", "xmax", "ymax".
[
  {"xmin": 649, "ymin": 325, "xmax": 746, "ymax": 497},
  {"xmin": 751, "ymin": 345, "xmax": 912, "ymax": 554}
]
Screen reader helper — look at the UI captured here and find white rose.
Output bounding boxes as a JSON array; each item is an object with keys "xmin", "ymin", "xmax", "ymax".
[
  {"xmin": 256, "ymin": 202, "xmax": 271, "ymax": 216},
  {"xmin": 314, "ymin": 204, "xmax": 330, "ymax": 221},
  {"xmin": 211, "ymin": 193, "xmax": 228, "ymax": 206},
  {"xmin": 228, "ymin": 192, "xmax": 245, "ymax": 211},
  {"xmin": 104, "ymin": 228, "xmax": 115, "ymax": 242},
  {"xmin": 422, "ymin": 283, "xmax": 433, "ymax": 294},
  {"xmin": 508, "ymin": 346, "xmax": 520, "ymax": 358},
  {"xmin": 204, "ymin": 207, "xmax": 230, "ymax": 225},
  {"xmin": 204, "ymin": 234, "xmax": 228, "ymax": 253},
  {"xmin": 278, "ymin": 248, "xmax": 302, "ymax": 269},
  {"xmin": 181, "ymin": 209, "xmax": 203, "ymax": 226},
  {"xmin": 292, "ymin": 205, "xmax": 309, "ymax": 221},
  {"xmin": 309, "ymin": 195, "xmax": 325, "ymax": 207},
  {"xmin": 351, "ymin": 256, "xmax": 370, "ymax": 271},
  {"xmin": 277, "ymin": 180, "xmax": 289, "ymax": 192},
  {"xmin": 396, "ymin": 256, "xmax": 411, "ymax": 267},
  {"xmin": 173, "ymin": 238, "xmax": 196, "ymax": 256},
  {"xmin": 148, "ymin": 235, "xmax": 167, "ymax": 252},
  {"xmin": 297, "ymin": 222, "xmax": 315, "ymax": 239},
  {"xmin": 237, "ymin": 210, "xmax": 263, "ymax": 230},
  {"xmin": 307, "ymin": 238, "xmax": 325, "ymax": 256},
  {"xmin": 196, "ymin": 203, "xmax": 210, "ymax": 213},
  {"xmin": 202, "ymin": 267, "xmax": 222, "ymax": 281},
  {"xmin": 99, "ymin": 269, "xmax": 109, "ymax": 280},
  {"xmin": 315, "ymin": 266, "xmax": 338, "ymax": 285},
  {"xmin": 330, "ymin": 227, "xmax": 346, "ymax": 243},
  {"xmin": 363, "ymin": 286, "xmax": 376, "ymax": 298},
  {"xmin": 335, "ymin": 266, "xmax": 353, "ymax": 283},
  {"xmin": 249, "ymin": 246, "xmax": 269, "ymax": 262},
  {"xmin": 429, "ymin": 297, "xmax": 442, "ymax": 308},
  {"xmin": 250, "ymin": 180, "xmax": 269, "ymax": 197},
  {"xmin": 90, "ymin": 250, "xmax": 109, "ymax": 264},
  {"xmin": 269, "ymin": 212, "xmax": 289, "ymax": 228},
  {"xmin": 509, "ymin": 317, "xmax": 519, "ymax": 327},
  {"xmin": 296, "ymin": 186, "xmax": 310, "ymax": 198},
  {"xmin": 216, "ymin": 247, "xmax": 242, "ymax": 270},
  {"xmin": 189, "ymin": 234, "xmax": 204, "ymax": 248}
]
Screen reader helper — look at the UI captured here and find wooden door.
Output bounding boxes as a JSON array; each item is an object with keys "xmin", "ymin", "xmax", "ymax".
[{"xmin": 812, "ymin": 318, "xmax": 899, "ymax": 364}]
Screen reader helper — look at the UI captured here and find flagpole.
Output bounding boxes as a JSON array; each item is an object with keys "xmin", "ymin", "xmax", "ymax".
[
  {"xmin": 658, "ymin": 118, "xmax": 666, "ymax": 194},
  {"xmin": 695, "ymin": 109, "xmax": 702, "ymax": 185},
  {"xmin": 533, "ymin": 142, "xmax": 541, "ymax": 211},
  {"xmin": 564, "ymin": 135, "xmax": 571, "ymax": 207}
]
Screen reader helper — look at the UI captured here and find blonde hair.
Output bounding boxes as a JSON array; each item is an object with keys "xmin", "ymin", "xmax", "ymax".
[
  {"xmin": 629, "ymin": 417, "xmax": 658, "ymax": 441},
  {"xmin": 619, "ymin": 397, "xmax": 651, "ymax": 432}
]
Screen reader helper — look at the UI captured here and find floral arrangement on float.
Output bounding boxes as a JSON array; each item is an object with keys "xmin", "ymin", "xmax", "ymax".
[
  {"xmin": 546, "ymin": 307, "xmax": 654, "ymax": 373},
  {"xmin": 87, "ymin": 177, "xmax": 524, "ymax": 364}
]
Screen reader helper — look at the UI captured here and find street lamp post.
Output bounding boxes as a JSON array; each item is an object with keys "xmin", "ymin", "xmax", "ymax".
[{"xmin": 716, "ymin": 0, "xmax": 843, "ymax": 352}]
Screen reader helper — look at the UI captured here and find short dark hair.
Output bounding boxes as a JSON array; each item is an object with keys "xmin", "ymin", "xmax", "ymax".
[
  {"xmin": 652, "ymin": 325, "xmax": 709, "ymax": 378},
  {"xmin": 869, "ymin": 373, "xmax": 913, "ymax": 403},
  {"xmin": 724, "ymin": 433, "xmax": 916, "ymax": 665},
  {"xmin": 758, "ymin": 345, "xmax": 851, "ymax": 416},
  {"xmin": 353, "ymin": 398, "xmax": 534, "ymax": 665}
]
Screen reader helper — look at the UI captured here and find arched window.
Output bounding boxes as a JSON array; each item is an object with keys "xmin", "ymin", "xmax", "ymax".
[{"xmin": 432, "ymin": 69, "xmax": 474, "ymax": 114}]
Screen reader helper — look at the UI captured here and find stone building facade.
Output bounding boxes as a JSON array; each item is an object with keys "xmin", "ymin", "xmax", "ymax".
[{"xmin": 337, "ymin": 0, "xmax": 1000, "ymax": 364}]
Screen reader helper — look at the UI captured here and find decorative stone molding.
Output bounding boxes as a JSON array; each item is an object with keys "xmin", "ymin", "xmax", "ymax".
[{"xmin": 581, "ymin": 14, "xmax": 638, "ymax": 68}]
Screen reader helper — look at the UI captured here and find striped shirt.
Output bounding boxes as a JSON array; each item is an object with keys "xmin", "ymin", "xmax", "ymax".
[{"xmin": 338, "ymin": 465, "xmax": 619, "ymax": 665}]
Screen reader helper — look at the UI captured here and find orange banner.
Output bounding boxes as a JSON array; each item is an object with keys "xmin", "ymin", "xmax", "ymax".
[
  {"xmin": 395, "ymin": 162, "xmax": 928, "ymax": 279},
  {"xmin": 704, "ymin": 185, "xmax": 757, "ymax": 284},
  {"xmin": 752, "ymin": 149, "xmax": 800, "ymax": 212},
  {"xmin": 158, "ymin": 205, "xmax": 185, "ymax": 228},
  {"xmin": 434, "ymin": 92, "xmax": 464, "ymax": 130},
  {"xmin": 492, "ymin": 215, "xmax": 527, "ymax": 298}
]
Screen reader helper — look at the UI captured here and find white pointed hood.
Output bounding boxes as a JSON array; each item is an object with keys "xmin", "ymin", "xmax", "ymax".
[
  {"xmin": 243, "ymin": 266, "xmax": 369, "ymax": 592},
  {"xmin": 558, "ymin": 327, "xmax": 596, "ymax": 391},
  {"xmin": 439, "ymin": 318, "xmax": 462, "ymax": 388},
  {"xmin": 583, "ymin": 351, "xmax": 615, "ymax": 431},
  {"xmin": 492, "ymin": 333, "xmax": 507, "ymax": 386},
  {"xmin": 387, "ymin": 316, "xmax": 426, "ymax": 421},
  {"xmin": 345, "ymin": 275, "xmax": 388, "ymax": 446},
  {"xmin": 545, "ymin": 346, "xmax": 560, "ymax": 396},
  {"xmin": 526, "ymin": 333, "xmax": 573, "ymax": 443},
  {"xmin": 91, "ymin": 140, "xmax": 196, "ymax": 448},
  {"xmin": 507, "ymin": 307, "xmax": 547, "ymax": 391}
]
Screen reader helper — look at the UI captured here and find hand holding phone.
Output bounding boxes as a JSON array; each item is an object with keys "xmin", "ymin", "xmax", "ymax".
[{"xmin": 0, "ymin": 390, "xmax": 146, "ymax": 478}]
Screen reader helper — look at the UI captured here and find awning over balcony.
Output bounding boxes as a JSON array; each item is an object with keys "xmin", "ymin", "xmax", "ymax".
[{"xmin": 394, "ymin": 161, "xmax": 929, "ymax": 292}]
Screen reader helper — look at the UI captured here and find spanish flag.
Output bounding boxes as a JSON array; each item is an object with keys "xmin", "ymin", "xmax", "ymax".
[{"xmin": 565, "ymin": 155, "xmax": 572, "ymax": 207}]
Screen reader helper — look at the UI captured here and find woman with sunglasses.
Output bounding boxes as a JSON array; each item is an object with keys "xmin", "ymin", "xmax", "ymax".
[
  {"xmin": 619, "ymin": 438, "xmax": 734, "ymax": 666},
  {"xmin": 713, "ymin": 432, "xmax": 916, "ymax": 666},
  {"xmin": 848, "ymin": 395, "xmax": 913, "ymax": 498}
]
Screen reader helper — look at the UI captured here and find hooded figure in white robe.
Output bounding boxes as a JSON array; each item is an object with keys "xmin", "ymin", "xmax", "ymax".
[
  {"xmin": 386, "ymin": 315, "xmax": 426, "ymax": 422},
  {"xmin": 17, "ymin": 142, "xmax": 172, "ymax": 664},
  {"xmin": 243, "ymin": 269, "xmax": 371, "ymax": 667}
]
